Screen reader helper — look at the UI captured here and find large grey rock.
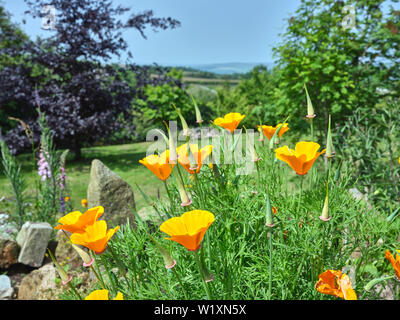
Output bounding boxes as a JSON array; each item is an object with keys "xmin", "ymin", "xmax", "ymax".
[
  {"xmin": 17, "ymin": 263, "xmax": 58, "ymax": 300},
  {"xmin": 17, "ymin": 222, "xmax": 53, "ymax": 267},
  {"xmin": 0, "ymin": 275, "xmax": 13, "ymax": 300},
  {"xmin": 87, "ymin": 159, "xmax": 136, "ymax": 227}
]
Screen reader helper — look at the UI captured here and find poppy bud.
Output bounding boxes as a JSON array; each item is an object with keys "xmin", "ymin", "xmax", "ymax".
[
  {"xmin": 191, "ymin": 94, "xmax": 203, "ymax": 125},
  {"xmin": 326, "ymin": 115, "xmax": 334, "ymax": 158},
  {"xmin": 304, "ymin": 83, "xmax": 316, "ymax": 119},
  {"xmin": 172, "ymin": 103, "xmax": 190, "ymax": 140},
  {"xmin": 71, "ymin": 243, "xmax": 94, "ymax": 267},
  {"xmin": 319, "ymin": 194, "xmax": 331, "ymax": 221},
  {"xmin": 165, "ymin": 121, "xmax": 178, "ymax": 165},
  {"xmin": 47, "ymin": 249, "xmax": 72, "ymax": 285},
  {"xmin": 148, "ymin": 233, "xmax": 176, "ymax": 269}
]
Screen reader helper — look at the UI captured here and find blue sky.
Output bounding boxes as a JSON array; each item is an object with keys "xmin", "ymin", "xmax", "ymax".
[{"xmin": 1, "ymin": 0, "xmax": 301, "ymax": 65}]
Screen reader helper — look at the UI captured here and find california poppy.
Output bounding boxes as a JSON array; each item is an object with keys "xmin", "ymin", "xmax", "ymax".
[
  {"xmin": 139, "ymin": 149, "xmax": 175, "ymax": 181},
  {"xmin": 160, "ymin": 210, "xmax": 215, "ymax": 251},
  {"xmin": 385, "ymin": 250, "xmax": 400, "ymax": 280},
  {"xmin": 81, "ymin": 198, "xmax": 88, "ymax": 207},
  {"xmin": 176, "ymin": 143, "xmax": 213, "ymax": 174},
  {"xmin": 70, "ymin": 220, "xmax": 119, "ymax": 254},
  {"xmin": 213, "ymin": 113, "xmax": 245, "ymax": 133},
  {"xmin": 54, "ymin": 206, "xmax": 104, "ymax": 233},
  {"xmin": 85, "ymin": 289, "xmax": 124, "ymax": 300},
  {"xmin": 275, "ymin": 141, "xmax": 326, "ymax": 175},
  {"xmin": 258, "ymin": 123, "xmax": 289, "ymax": 140},
  {"xmin": 315, "ymin": 270, "xmax": 357, "ymax": 300}
]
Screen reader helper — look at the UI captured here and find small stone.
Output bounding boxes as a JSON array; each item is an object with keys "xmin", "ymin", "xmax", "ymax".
[
  {"xmin": 0, "ymin": 236, "xmax": 20, "ymax": 269},
  {"xmin": 17, "ymin": 222, "xmax": 53, "ymax": 267},
  {"xmin": 0, "ymin": 275, "xmax": 13, "ymax": 300}
]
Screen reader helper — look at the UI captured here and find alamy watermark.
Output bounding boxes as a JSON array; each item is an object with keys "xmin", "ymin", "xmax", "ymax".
[
  {"xmin": 145, "ymin": 121, "xmax": 261, "ymax": 176},
  {"xmin": 342, "ymin": 5, "xmax": 356, "ymax": 30}
]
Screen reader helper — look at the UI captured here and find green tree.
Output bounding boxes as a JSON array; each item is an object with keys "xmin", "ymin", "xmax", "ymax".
[{"xmin": 272, "ymin": 0, "xmax": 400, "ymax": 136}]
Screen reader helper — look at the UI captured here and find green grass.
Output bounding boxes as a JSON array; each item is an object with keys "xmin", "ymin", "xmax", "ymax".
[{"xmin": 0, "ymin": 141, "xmax": 164, "ymax": 215}]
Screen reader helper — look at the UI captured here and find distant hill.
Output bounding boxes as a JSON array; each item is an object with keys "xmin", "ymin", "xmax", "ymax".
[{"xmin": 184, "ymin": 62, "xmax": 274, "ymax": 75}]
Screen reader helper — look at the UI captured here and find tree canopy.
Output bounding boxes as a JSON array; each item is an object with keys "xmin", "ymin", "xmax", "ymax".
[{"xmin": 0, "ymin": 0, "xmax": 181, "ymax": 158}]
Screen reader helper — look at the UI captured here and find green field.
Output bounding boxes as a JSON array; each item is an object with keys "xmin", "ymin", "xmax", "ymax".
[{"xmin": 0, "ymin": 141, "xmax": 165, "ymax": 216}]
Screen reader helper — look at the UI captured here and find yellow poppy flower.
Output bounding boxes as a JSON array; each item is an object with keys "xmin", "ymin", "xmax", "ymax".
[
  {"xmin": 160, "ymin": 210, "xmax": 215, "ymax": 251},
  {"xmin": 64, "ymin": 196, "xmax": 70, "ymax": 202},
  {"xmin": 213, "ymin": 113, "xmax": 245, "ymax": 133},
  {"xmin": 275, "ymin": 141, "xmax": 326, "ymax": 175},
  {"xmin": 257, "ymin": 123, "xmax": 289, "ymax": 140},
  {"xmin": 70, "ymin": 220, "xmax": 119, "ymax": 254},
  {"xmin": 85, "ymin": 289, "xmax": 124, "ymax": 300},
  {"xmin": 81, "ymin": 198, "xmax": 88, "ymax": 207},
  {"xmin": 315, "ymin": 270, "xmax": 357, "ymax": 300},
  {"xmin": 139, "ymin": 149, "xmax": 175, "ymax": 181},
  {"xmin": 54, "ymin": 206, "xmax": 104, "ymax": 233},
  {"xmin": 176, "ymin": 143, "xmax": 213, "ymax": 174},
  {"xmin": 385, "ymin": 250, "xmax": 400, "ymax": 280}
]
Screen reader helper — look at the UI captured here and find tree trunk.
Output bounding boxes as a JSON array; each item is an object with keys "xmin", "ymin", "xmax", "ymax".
[{"xmin": 73, "ymin": 139, "xmax": 82, "ymax": 161}]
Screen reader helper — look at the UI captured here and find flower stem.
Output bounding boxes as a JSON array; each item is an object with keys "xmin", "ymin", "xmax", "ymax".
[
  {"xmin": 100, "ymin": 252, "xmax": 118, "ymax": 294},
  {"xmin": 68, "ymin": 281, "xmax": 83, "ymax": 300},
  {"xmin": 171, "ymin": 267, "xmax": 189, "ymax": 300},
  {"xmin": 193, "ymin": 250, "xmax": 212, "ymax": 299},
  {"xmin": 297, "ymin": 175, "xmax": 304, "ymax": 214},
  {"xmin": 268, "ymin": 229, "xmax": 273, "ymax": 299}
]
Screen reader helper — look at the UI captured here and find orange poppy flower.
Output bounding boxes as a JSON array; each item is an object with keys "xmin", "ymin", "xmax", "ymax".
[
  {"xmin": 275, "ymin": 141, "xmax": 326, "ymax": 175},
  {"xmin": 258, "ymin": 123, "xmax": 290, "ymax": 140},
  {"xmin": 54, "ymin": 206, "xmax": 104, "ymax": 233},
  {"xmin": 70, "ymin": 220, "xmax": 119, "ymax": 254},
  {"xmin": 81, "ymin": 198, "xmax": 88, "ymax": 207},
  {"xmin": 385, "ymin": 250, "xmax": 400, "ymax": 280},
  {"xmin": 85, "ymin": 289, "xmax": 124, "ymax": 300},
  {"xmin": 213, "ymin": 113, "xmax": 245, "ymax": 133},
  {"xmin": 315, "ymin": 270, "xmax": 357, "ymax": 300},
  {"xmin": 176, "ymin": 143, "xmax": 213, "ymax": 174},
  {"xmin": 160, "ymin": 210, "xmax": 215, "ymax": 251},
  {"xmin": 139, "ymin": 149, "xmax": 175, "ymax": 181}
]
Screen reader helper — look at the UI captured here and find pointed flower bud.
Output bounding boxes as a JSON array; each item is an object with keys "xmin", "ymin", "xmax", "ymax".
[
  {"xmin": 326, "ymin": 115, "xmax": 334, "ymax": 158},
  {"xmin": 47, "ymin": 249, "xmax": 72, "ymax": 285},
  {"xmin": 319, "ymin": 193, "xmax": 331, "ymax": 221},
  {"xmin": 71, "ymin": 243, "xmax": 94, "ymax": 267},
  {"xmin": 304, "ymin": 83, "xmax": 316, "ymax": 119},
  {"xmin": 165, "ymin": 121, "xmax": 178, "ymax": 165},
  {"xmin": 148, "ymin": 233, "xmax": 176, "ymax": 269},
  {"xmin": 172, "ymin": 104, "xmax": 190, "ymax": 139},
  {"xmin": 191, "ymin": 94, "xmax": 203, "ymax": 124},
  {"xmin": 176, "ymin": 176, "xmax": 192, "ymax": 207}
]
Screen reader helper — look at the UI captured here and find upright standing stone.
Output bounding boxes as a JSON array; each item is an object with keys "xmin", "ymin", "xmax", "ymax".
[
  {"xmin": 17, "ymin": 222, "xmax": 53, "ymax": 268},
  {"xmin": 87, "ymin": 159, "xmax": 136, "ymax": 227}
]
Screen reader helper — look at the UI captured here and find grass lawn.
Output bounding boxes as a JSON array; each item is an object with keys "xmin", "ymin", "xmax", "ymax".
[{"xmin": 0, "ymin": 141, "xmax": 164, "ymax": 216}]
